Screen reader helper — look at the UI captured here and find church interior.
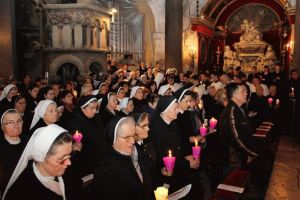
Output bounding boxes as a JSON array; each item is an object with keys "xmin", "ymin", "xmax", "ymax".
[{"xmin": 0, "ymin": 0, "xmax": 300, "ymax": 200}]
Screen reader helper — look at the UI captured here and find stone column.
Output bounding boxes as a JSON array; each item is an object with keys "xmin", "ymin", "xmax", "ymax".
[
  {"xmin": 165, "ymin": 0, "xmax": 183, "ymax": 72},
  {"xmin": 0, "ymin": 0, "xmax": 15, "ymax": 77}
]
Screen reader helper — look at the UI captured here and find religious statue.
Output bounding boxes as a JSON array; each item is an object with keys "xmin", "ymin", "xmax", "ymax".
[
  {"xmin": 223, "ymin": 46, "xmax": 234, "ymax": 70},
  {"xmin": 232, "ymin": 52, "xmax": 241, "ymax": 67},
  {"xmin": 239, "ymin": 19, "xmax": 262, "ymax": 43}
]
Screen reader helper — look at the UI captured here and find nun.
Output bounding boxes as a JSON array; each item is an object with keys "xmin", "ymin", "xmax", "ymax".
[
  {"xmin": 93, "ymin": 117, "xmax": 153, "ymax": 200},
  {"xmin": 29, "ymin": 100, "xmax": 58, "ymax": 137},
  {"xmin": 64, "ymin": 95, "xmax": 106, "ymax": 200},
  {"xmin": 0, "ymin": 109, "xmax": 28, "ymax": 196},
  {"xmin": 0, "ymin": 84, "xmax": 19, "ymax": 117},
  {"xmin": 149, "ymin": 96, "xmax": 200, "ymax": 195},
  {"xmin": 130, "ymin": 86, "xmax": 146, "ymax": 114},
  {"xmin": 99, "ymin": 92, "xmax": 119, "ymax": 125},
  {"xmin": 2, "ymin": 124, "xmax": 72, "ymax": 200},
  {"xmin": 117, "ymin": 97, "xmax": 134, "ymax": 117}
]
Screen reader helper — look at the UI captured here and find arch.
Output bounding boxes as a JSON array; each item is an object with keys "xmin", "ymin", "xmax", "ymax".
[
  {"xmin": 49, "ymin": 54, "xmax": 85, "ymax": 81},
  {"xmin": 85, "ymin": 56, "xmax": 107, "ymax": 73}
]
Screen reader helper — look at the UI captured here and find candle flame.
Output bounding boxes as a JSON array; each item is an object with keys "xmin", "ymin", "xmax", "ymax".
[
  {"xmin": 168, "ymin": 150, "xmax": 172, "ymax": 157},
  {"xmin": 75, "ymin": 130, "xmax": 79, "ymax": 135}
]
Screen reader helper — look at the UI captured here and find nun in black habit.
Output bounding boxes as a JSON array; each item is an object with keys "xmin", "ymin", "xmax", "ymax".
[
  {"xmin": 0, "ymin": 109, "xmax": 28, "ymax": 195},
  {"xmin": 93, "ymin": 117, "xmax": 153, "ymax": 200},
  {"xmin": 0, "ymin": 84, "xmax": 19, "ymax": 117},
  {"xmin": 64, "ymin": 95, "xmax": 106, "ymax": 200},
  {"xmin": 99, "ymin": 92, "xmax": 119, "ymax": 125},
  {"xmin": 149, "ymin": 96, "xmax": 200, "ymax": 197}
]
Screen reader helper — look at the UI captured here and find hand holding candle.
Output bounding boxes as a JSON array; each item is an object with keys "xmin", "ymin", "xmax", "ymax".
[
  {"xmin": 275, "ymin": 99, "xmax": 280, "ymax": 105},
  {"xmin": 199, "ymin": 124, "xmax": 207, "ymax": 137},
  {"xmin": 163, "ymin": 150, "xmax": 176, "ymax": 173},
  {"xmin": 192, "ymin": 139, "xmax": 201, "ymax": 159},
  {"xmin": 73, "ymin": 130, "xmax": 83, "ymax": 143},
  {"xmin": 209, "ymin": 117, "xmax": 218, "ymax": 130}
]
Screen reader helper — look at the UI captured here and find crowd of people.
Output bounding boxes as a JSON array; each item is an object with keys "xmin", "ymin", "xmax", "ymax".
[{"xmin": 0, "ymin": 60, "xmax": 299, "ymax": 200}]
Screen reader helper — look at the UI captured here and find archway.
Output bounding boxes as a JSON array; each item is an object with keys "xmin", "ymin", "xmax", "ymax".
[{"xmin": 57, "ymin": 63, "xmax": 80, "ymax": 83}]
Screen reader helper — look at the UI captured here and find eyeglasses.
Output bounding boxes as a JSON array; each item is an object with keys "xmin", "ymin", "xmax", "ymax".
[
  {"xmin": 53, "ymin": 153, "xmax": 72, "ymax": 165},
  {"xmin": 2, "ymin": 119, "xmax": 23, "ymax": 127},
  {"xmin": 118, "ymin": 134, "xmax": 136, "ymax": 142}
]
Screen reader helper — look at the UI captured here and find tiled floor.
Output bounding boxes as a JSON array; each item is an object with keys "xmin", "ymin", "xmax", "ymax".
[{"xmin": 265, "ymin": 136, "xmax": 300, "ymax": 200}]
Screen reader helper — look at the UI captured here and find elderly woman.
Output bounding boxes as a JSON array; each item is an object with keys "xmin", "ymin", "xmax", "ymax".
[
  {"xmin": 2, "ymin": 124, "xmax": 72, "ymax": 200},
  {"xmin": 93, "ymin": 117, "xmax": 153, "ymax": 200},
  {"xmin": 64, "ymin": 95, "xmax": 106, "ymax": 200},
  {"xmin": 0, "ymin": 84, "xmax": 19, "ymax": 116},
  {"xmin": 29, "ymin": 100, "xmax": 58, "ymax": 136},
  {"xmin": 0, "ymin": 109, "xmax": 28, "ymax": 196},
  {"xmin": 117, "ymin": 97, "xmax": 134, "ymax": 117}
]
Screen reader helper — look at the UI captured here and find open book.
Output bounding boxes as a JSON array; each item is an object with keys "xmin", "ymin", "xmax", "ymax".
[{"xmin": 168, "ymin": 184, "xmax": 192, "ymax": 200}]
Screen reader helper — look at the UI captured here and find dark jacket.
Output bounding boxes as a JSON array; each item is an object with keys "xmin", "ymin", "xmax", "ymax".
[
  {"xmin": 219, "ymin": 101, "xmax": 257, "ymax": 167},
  {"xmin": 93, "ymin": 147, "xmax": 153, "ymax": 200}
]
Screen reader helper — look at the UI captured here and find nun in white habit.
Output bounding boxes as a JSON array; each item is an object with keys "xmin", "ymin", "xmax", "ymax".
[
  {"xmin": 2, "ymin": 124, "xmax": 73, "ymax": 200},
  {"xmin": 29, "ymin": 99, "xmax": 58, "ymax": 136}
]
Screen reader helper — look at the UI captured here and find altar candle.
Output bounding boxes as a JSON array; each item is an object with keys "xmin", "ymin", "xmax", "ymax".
[
  {"xmin": 73, "ymin": 130, "xmax": 83, "ymax": 143},
  {"xmin": 276, "ymin": 99, "xmax": 280, "ymax": 105},
  {"xmin": 199, "ymin": 124, "xmax": 207, "ymax": 137},
  {"xmin": 209, "ymin": 117, "xmax": 218, "ymax": 130},
  {"xmin": 192, "ymin": 139, "xmax": 201, "ymax": 159},
  {"xmin": 267, "ymin": 98, "xmax": 273, "ymax": 105},
  {"xmin": 163, "ymin": 150, "xmax": 176, "ymax": 172}
]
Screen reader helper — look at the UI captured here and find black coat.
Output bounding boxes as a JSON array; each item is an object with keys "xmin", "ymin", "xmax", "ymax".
[
  {"xmin": 132, "ymin": 98, "xmax": 146, "ymax": 114},
  {"xmin": 0, "ymin": 98, "xmax": 13, "ymax": 117},
  {"xmin": 93, "ymin": 148, "xmax": 153, "ymax": 200},
  {"xmin": 28, "ymin": 119, "xmax": 48, "ymax": 137},
  {"xmin": 99, "ymin": 107, "xmax": 118, "ymax": 125},
  {"xmin": 4, "ymin": 161, "xmax": 63, "ymax": 200},
  {"xmin": 0, "ymin": 134, "xmax": 28, "ymax": 195},
  {"xmin": 150, "ymin": 116, "xmax": 190, "ymax": 193},
  {"xmin": 176, "ymin": 111, "xmax": 194, "ymax": 155}
]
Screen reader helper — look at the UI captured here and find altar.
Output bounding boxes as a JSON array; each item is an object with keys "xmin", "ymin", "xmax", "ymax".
[{"xmin": 223, "ymin": 20, "xmax": 277, "ymax": 73}]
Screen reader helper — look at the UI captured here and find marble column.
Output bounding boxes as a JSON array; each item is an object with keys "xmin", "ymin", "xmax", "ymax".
[{"xmin": 165, "ymin": 0, "xmax": 182, "ymax": 71}]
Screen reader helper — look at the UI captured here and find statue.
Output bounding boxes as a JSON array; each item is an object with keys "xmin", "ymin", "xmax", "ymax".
[
  {"xmin": 239, "ymin": 19, "xmax": 262, "ymax": 43},
  {"xmin": 232, "ymin": 52, "xmax": 241, "ymax": 67},
  {"xmin": 223, "ymin": 46, "xmax": 234, "ymax": 70}
]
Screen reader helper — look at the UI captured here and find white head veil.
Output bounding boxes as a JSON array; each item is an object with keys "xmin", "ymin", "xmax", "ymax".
[
  {"xmin": 119, "ymin": 97, "xmax": 130, "ymax": 110},
  {"xmin": 30, "ymin": 100, "xmax": 56, "ymax": 130},
  {"xmin": 2, "ymin": 124, "xmax": 68, "ymax": 200},
  {"xmin": 0, "ymin": 84, "xmax": 17, "ymax": 101},
  {"xmin": 130, "ymin": 86, "xmax": 142, "ymax": 98}
]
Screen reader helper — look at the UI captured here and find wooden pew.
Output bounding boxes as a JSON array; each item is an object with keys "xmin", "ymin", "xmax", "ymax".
[{"xmin": 209, "ymin": 168, "xmax": 250, "ymax": 200}]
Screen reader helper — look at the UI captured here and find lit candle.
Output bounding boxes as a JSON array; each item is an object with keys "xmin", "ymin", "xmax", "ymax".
[
  {"xmin": 209, "ymin": 117, "xmax": 218, "ymax": 130},
  {"xmin": 276, "ymin": 99, "xmax": 280, "ymax": 105},
  {"xmin": 163, "ymin": 150, "xmax": 176, "ymax": 172},
  {"xmin": 192, "ymin": 139, "xmax": 201, "ymax": 159},
  {"xmin": 73, "ymin": 130, "xmax": 83, "ymax": 143},
  {"xmin": 267, "ymin": 97, "xmax": 273, "ymax": 105},
  {"xmin": 198, "ymin": 100, "xmax": 203, "ymax": 109},
  {"xmin": 291, "ymin": 87, "xmax": 295, "ymax": 93},
  {"xmin": 199, "ymin": 124, "xmax": 207, "ymax": 137},
  {"xmin": 217, "ymin": 46, "xmax": 220, "ymax": 51}
]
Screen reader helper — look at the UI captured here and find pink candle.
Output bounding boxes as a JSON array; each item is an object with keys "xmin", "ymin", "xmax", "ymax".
[
  {"xmin": 163, "ymin": 150, "xmax": 176, "ymax": 172},
  {"xmin": 192, "ymin": 139, "xmax": 201, "ymax": 159},
  {"xmin": 209, "ymin": 117, "xmax": 218, "ymax": 130},
  {"xmin": 267, "ymin": 98, "xmax": 273, "ymax": 105},
  {"xmin": 199, "ymin": 124, "xmax": 207, "ymax": 137},
  {"xmin": 73, "ymin": 130, "xmax": 83, "ymax": 143}
]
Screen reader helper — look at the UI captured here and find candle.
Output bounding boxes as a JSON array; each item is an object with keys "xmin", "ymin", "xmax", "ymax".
[
  {"xmin": 192, "ymin": 139, "xmax": 201, "ymax": 159},
  {"xmin": 276, "ymin": 99, "xmax": 280, "ymax": 105},
  {"xmin": 267, "ymin": 98, "xmax": 273, "ymax": 105},
  {"xmin": 73, "ymin": 130, "xmax": 83, "ymax": 143},
  {"xmin": 199, "ymin": 124, "xmax": 207, "ymax": 137},
  {"xmin": 154, "ymin": 186, "xmax": 168, "ymax": 200},
  {"xmin": 163, "ymin": 150, "xmax": 176, "ymax": 172},
  {"xmin": 209, "ymin": 117, "xmax": 218, "ymax": 130},
  {"xmin": 217, "ymin": 46, "xmax": 220, "ymax": 51},
  {"xmin": 291, "ymin": 87, "xmax": 295, "ymax": 93}
]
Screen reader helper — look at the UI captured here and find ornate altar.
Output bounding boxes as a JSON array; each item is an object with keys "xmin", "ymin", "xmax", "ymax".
[{"xmin": 223, "ymin": 19, "xmax": 277, "ymax": 72}]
